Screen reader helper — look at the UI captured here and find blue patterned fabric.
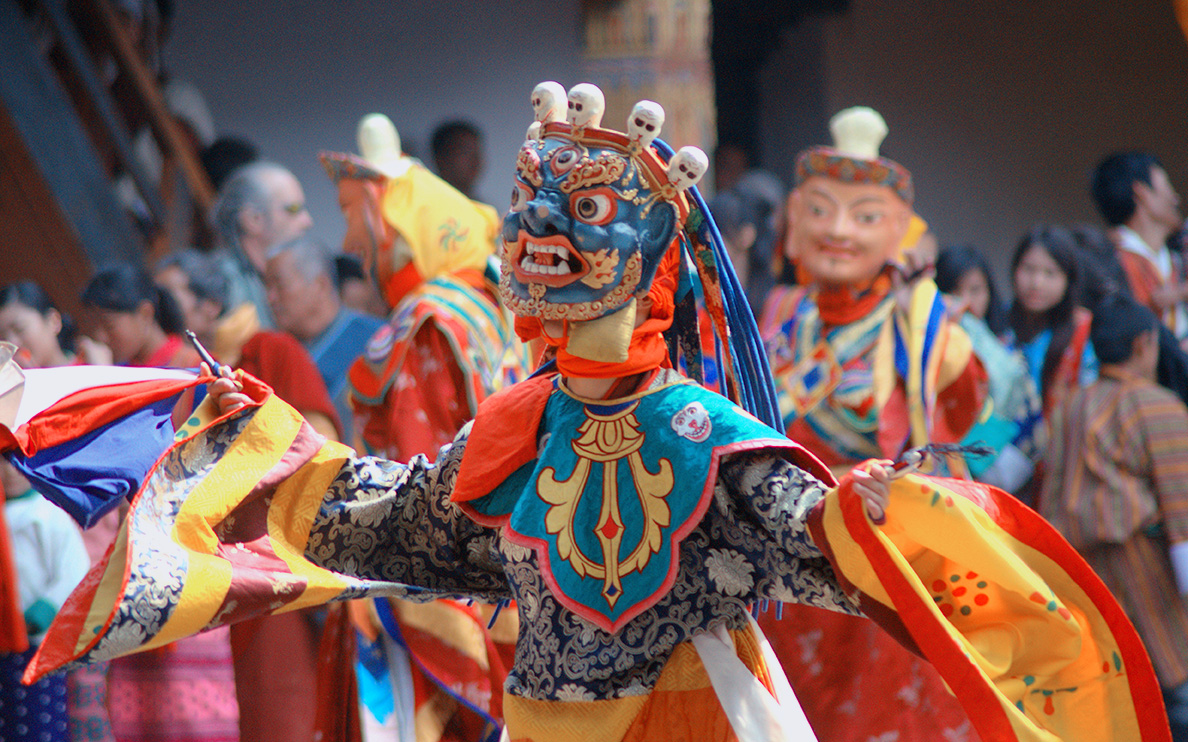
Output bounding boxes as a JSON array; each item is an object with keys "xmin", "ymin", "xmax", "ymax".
[
  {"xmin": 1, "ymin": 647, "xmax": 69, "ymax": 741},
  {"xmin": 303, "ymin": 370, "xmax": 860, "ymax": 701}
]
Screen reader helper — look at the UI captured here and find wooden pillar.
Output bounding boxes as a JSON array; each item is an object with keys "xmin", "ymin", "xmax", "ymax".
[{"xmin": 579, "ymin": 0, "xmax": 715, "ymax": 163}]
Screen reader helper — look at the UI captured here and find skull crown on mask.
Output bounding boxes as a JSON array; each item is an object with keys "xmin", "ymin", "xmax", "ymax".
[{"xmin": 499, "ymin": 83, "xmax": 708, "ymax": 325}]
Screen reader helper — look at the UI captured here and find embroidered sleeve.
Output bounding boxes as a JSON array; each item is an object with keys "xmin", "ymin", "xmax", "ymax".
[
  {"xmin": 303, "ymin": 424, "xmax": 512, "ymax": 604},
  {"xmin": 709, "ymin": 451, "xmax": 861, "ymax": 615}
]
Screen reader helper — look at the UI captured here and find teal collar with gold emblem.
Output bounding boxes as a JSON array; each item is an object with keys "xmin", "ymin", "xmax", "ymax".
[{"xmin": 461, "ymin": 377, "xmax": 794, "ymax": 632}]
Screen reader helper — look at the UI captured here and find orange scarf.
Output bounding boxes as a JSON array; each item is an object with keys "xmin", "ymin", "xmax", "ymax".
[{"xmin": 799, "ymin": 264, "xmax": 894, "ymax": 327}]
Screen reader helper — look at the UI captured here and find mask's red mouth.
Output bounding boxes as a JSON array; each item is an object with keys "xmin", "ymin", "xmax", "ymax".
[
  {"xmin": 814, "ymin": 240, "xmax": 860, "ymax": 259},
  {"xmin": 507, "ymin": 232, "xmax": 590, "ymax": 288}
]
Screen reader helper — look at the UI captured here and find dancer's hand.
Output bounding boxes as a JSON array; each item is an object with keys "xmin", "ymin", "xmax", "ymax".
[
  {"xmin": 851, "ymin": 460, "xmax": 893, "ymax": 525},
  {"xmin": 202, "ymin": 363, "xmax": 250, "ymax": 415}
]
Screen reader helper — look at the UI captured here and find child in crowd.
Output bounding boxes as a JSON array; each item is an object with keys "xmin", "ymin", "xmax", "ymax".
[
  {"xmin": 1040, "ymin": 293, "xmax": 1188, "ymax": 741},
  {"xmin": 0, "ymin": 460, "xmax": 88, "ymax": 742},
  {"xmin": 935, "ymin": 246, "xmax": 1041, "ymax": 493},
  {"xmin": 0, "ymin": 281, "xmax": 112, "ymax": 367},
  {"xmin": 79, "ymin": 263, "xmax": 199, "ymax": 368}
]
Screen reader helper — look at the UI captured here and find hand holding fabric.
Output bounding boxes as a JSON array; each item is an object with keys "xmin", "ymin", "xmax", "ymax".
[
  {"xmin": 850, "ymin": 459, "xmax": 893, "ymax": 524},
  {"xmin": 202, "ymin": 363, "xmax": 250, "ymax": 415}
]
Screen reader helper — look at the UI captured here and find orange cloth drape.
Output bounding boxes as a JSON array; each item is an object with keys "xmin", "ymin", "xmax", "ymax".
[
  {"xmin": 0, "ymin": 500, "xmax": 28, "ymax": 653},
  {"xmin": 1175, "ymin": 0, "xmax": 1188, "ymax": 46}
]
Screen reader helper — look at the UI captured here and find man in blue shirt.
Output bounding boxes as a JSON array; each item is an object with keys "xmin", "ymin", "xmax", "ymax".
[{"xmin": 264, "ymin": 236, "xmax": 383, "ymax": 445}]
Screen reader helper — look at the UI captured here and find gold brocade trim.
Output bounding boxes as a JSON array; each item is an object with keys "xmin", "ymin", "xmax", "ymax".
[
  {"xmin": 516, "ymin": 146, "xmax": 543, "ymax": 186},
  {"xmin": 504, "ymin": 693, "xmax": 645, "ymax": 742}
]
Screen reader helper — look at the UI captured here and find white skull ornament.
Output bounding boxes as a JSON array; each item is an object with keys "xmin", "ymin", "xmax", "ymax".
[
  {"xmin": 566, "ymin": 83, "xmax": 605, "ymax": 129},
  {"xmin": 666, "ymin": 146, "xmax": 709, "ymax": 191},
  {"xmin": 627, "ymin": 101, "xmax": 665, "ymax": 150},
  {"xmin": 531, "ymin": 81, "xmax": 567, "ymax": 124}
]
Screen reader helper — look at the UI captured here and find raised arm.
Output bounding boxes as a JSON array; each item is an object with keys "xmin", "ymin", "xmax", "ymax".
[
  {"xmin": 304, "ymin": 424, "xmax": 512, "ymax": 604},
  {"xmin": 707, "ymin": 450, "xmax": 863, "ymax": 614}
]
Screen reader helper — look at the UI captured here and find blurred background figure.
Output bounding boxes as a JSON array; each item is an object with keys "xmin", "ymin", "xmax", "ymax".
[
  {"xmin": 1040, "ymin": 293, "xmax": 1188, "ymax": 741},
  {"xmin": 153, "ymin": 247, "xmax": 341, "ymax": 439},
  {"xmin": 335, "ymin": 253, "xmax": 387, "ymax": 318},
  {"xmin": 0, "ymin": 281, "xmax": 79, "ymax": 368},
  {"xmin": 935, "ymin": 245, "xmax": 1040, "ymax": 494},
  {"xmin": 1091, "ymin": 151, "xmax": 1188, "ymax": 342},
  {"xmin": 200, "ymin": 136, "xmax": 260, "ymax": 192},
  {"xmin": 1003, "ymin": 225, "xmax": 1097, "ymax": 506},
  {"xmin": 1005, "ymin": 225, "xmax": 1097, "ymax": 421},
  {"xmin": 79, "ymin": 262, "xmax": 198, "ymax": 368},
  {"xmin": 264, "ymin": 236, "xmax": 384, "ymax": 446},
  {"xmin": 210, "ymin": 161, "xmax": 314, "ymax": 327},
  {"xmin": 1070, "ymin": 223, "xmax": 1128, "ymax": 308},
  {"xmin": 709, "ymin": 170, "xmax": 784, "ymax": 316},
  {"xmin": 430, "ymin": 119, "xmax": 485, "ymax": 202},
  {"xmin": 712, "ymin": 140, "xmax": 750, "ymax": 194}
]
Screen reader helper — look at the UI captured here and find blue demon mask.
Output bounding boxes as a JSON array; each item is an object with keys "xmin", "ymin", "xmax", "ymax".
[{"xmin": 498, "ymin": 85, "xmax": 708, "ymax": 325}]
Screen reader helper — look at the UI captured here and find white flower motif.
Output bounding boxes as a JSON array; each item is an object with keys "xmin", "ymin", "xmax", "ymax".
[
  {"xmin": 92, "ymin": 620, "xmax": 148, "ymax": 660},
  {"xmin": 555, "ymin": 684, "xmax": 596, "ymax": 702},
  {"xmin": 705, "ymin": 548, "xmax": 754, "ymax": 596},
  {"xmin": 501, "ymin": 540, "xmax": 533, "ymax": 563},
  {"xmin": 616, "ymin": 678, "xmax": 649, "ymax": 698}
]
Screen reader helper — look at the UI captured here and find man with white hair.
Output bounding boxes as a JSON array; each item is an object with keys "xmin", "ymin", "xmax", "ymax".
[
  {"xmin": 211, "ymin": 161, "xmax": 313, "ymax": 328},
  {"xmin": 264, "ymin": 235, "xmax": 383, "ymax": 445}
]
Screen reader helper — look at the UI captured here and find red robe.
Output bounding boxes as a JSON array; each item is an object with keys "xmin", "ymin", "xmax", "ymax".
[
  {"xmin": 760, "ymin": 280, "xmax": 988, "ymax": 741},
  {"xmin": 232, "ymin": 330, "xmax": 341, "ymax": 742}
]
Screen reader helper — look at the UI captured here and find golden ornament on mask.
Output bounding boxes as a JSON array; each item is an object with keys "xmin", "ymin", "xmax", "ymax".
[
  {"xmin": 499, "ymin": 251, "xmax": 642, "ymax": 321},
  {"xmin": 580, "ymin": 248, "xmax": 620, "ymax": 289},
  {"xmin": 561, "ymin": 154, "xmax": 628, "ymax": 194},
  {"xmin": 516, "ymin": 147, "xmax": 543, "ymax": 186}
]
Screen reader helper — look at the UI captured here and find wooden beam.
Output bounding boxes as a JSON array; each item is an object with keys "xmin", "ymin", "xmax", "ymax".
[
  {"xmin": 0, "ymin": 0, "xmax": 141, "ymax": 271},
  {"xmin": 0, "ymin": 103, "xmax": 95, "ymax": 318},
  {"xmin": 82, "ymin": 0, "xmax": 215, "ymax": 214}
]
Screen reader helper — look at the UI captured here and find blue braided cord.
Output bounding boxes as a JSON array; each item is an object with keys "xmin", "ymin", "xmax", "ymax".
[
  {"xmin": 689, "ymin": 187, "xmax": 783, "ymax": 427},
  {"xmin": 692, "ymin": 186, "xmax": 783, "ymax": 431},
  {"xmin": 486, "ymin": 599, "xmax": 509, "ymax": 630},
  {"xmin": 650, "ymin": 139, "xmax": 783, "ymax": 431}
]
